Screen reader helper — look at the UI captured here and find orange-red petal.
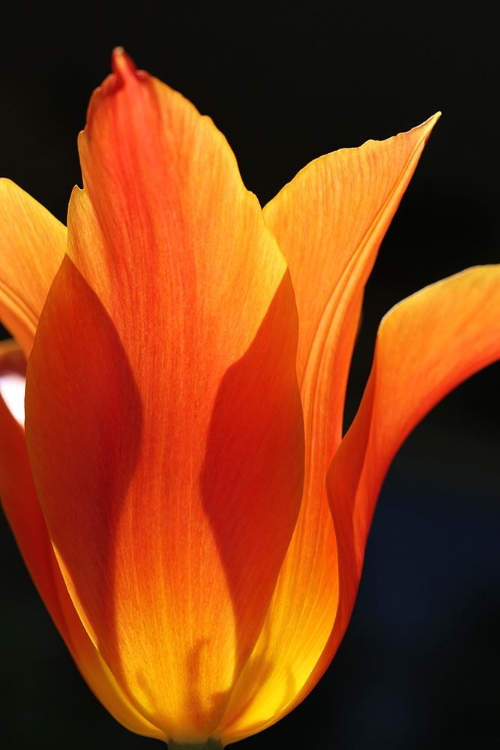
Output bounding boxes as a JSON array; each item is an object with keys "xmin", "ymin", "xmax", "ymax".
[
  {"xmin": 0, "ymin": 340, "xmax": 163, "ymax": 739},
  {"xmin": 319, "ymin": 265, "xmax": 500, "ymax": 684},
  {"xmin": 218, "ymin": 116, "xmax": 440, "ymax": 743},
  {"xmin": 0, "ymin": 180, "xmax": 66, "ymax": 356},
  {"xmin": 25, "ymin": 50, "xmax": 304, "ymax": 742}
]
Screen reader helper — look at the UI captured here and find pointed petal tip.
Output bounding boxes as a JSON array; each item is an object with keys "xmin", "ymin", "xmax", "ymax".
[
  {"xmin": 368, "ymin": 111, "xmax": 440, "ymax": 150},
  {"xmin": 111, "ymin": 46, "xmax": 137, "ymax": 80},
  {"xmin": 82, "ymin": 48, "xmax": 140, "ymax": 139},
  {"xmin": 386, "ymin": 111, "xmax": 440, "ymax": 146},
  {"xmin": 398, "ymin": 111, "xmax": 441, "ymax": 150},
  {"xmin": 421, "ymin": 110, "xmax": 441, "ymax": 136}
]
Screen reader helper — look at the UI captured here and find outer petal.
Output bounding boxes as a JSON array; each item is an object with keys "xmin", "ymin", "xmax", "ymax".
[
  {"xmin": 320, "ymin": 265, "xmax": 500, "ymax": 685},
  {"xmin": 0, "ymin": 180, "xmax": 66, "ymax": 356},
  {"xmin": 264, "ymin": 114, "xmax": 440, "ymax": 442},
  {"xmin": 219, "ymin": 117, "xmax": 439, "ymax": 742},
  {"xmin": 0, "ymin": 340, "xmax": 163, "ymax": 739},
  {"xmin": 25, "ymin": 50, "xmax": 304, "ymax": 742}
]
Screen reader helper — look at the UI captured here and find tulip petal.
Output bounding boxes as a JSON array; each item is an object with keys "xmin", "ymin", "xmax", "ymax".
[
  {"xmin": 26, "ymin": 50, "xmax": 304, "ymax": 741},
  {"xmin": 0, "ymin": 340, "xmax": 162, "ymax": 739},
  {"xmin": 0, "ymin": 180, "xmax": 66, "ymax": 356},
  {"xmin": 318, "ymin": 265, "xmax": 500, "ymax": 684},
  {"xmin": 264, "ymin": 114, "xmax": 440, "ymax": 442},
  {"xmin": 219, "ymin": 117, "xmax": 439, "ymax": 742}
]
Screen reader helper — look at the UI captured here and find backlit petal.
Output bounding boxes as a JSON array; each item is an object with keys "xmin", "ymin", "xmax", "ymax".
[
  {"xmin": 320, "ymin": 265, "xmax": 500, "ymax": 684},
  {"xmin": 219, "ymin": 117, "xmax": 439, "ymax": 742},
  {"xmin": 0, "ymin": 180, "xmax": 66, "ymax": 356},
  {"xmin": 0, "ymin": 341, "xmax": 162, "ymax": 739},
  {"xmin": 26, "ymin": 50, "xmax": 304, "ymax": 741},
  {"xmin": 264, "ymin": 114, "xmax": 440, "ymax": 445}
]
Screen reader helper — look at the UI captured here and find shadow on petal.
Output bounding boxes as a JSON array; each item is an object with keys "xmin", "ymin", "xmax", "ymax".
[
  {"xmin": 26, "ymin": 254, "xmax": 144, "ymax": 678},
  {"xmin": 199, "ymin": 271, "xmax": 305, "ymax": 725}
]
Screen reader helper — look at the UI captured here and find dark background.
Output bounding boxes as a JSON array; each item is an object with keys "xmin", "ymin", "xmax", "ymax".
[{"xmin": 1, "ymin": 2, "xmax": 498, "ymax": 748}]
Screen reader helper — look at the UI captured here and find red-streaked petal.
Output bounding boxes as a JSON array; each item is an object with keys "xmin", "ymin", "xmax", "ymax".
[
  {"xmin": 0, "ymin": 180, "xmax": 66, "ymax": 356},
  {"xmin": 317, "ymin": 265, "xmax": 500, "ymax": 686},
  {"xmin": 0, "ymin": 340, "xmax": 162, "ymax": 739},
  {"xmin": 218, "ymin": 117, "xmax": 439, "ymax": 743},
  {"xmin": 26, "ymin": 50, "xmax": 304, "ymax": 742}
]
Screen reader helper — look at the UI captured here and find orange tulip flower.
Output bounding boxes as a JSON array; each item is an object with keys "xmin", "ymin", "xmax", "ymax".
[{"xmin": 0, "ymin": 48, "xmax": 499, "ymax": 748}]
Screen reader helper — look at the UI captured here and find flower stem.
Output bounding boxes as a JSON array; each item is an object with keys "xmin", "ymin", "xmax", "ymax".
[{"xmin": 169, "ymin": 741, "xmax": 222, "ymax": 749}]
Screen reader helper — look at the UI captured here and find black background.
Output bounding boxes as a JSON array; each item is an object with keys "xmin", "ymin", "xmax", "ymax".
[{"xmin": 1, "ymin": 2, "xmax": 499, "ymax": 748}]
